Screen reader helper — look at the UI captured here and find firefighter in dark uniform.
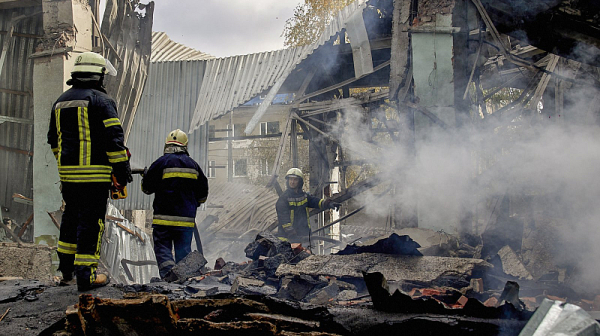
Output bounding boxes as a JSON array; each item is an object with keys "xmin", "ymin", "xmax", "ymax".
[
  {"xmin": 47, "ymin": 51, "xmax": 132, "ymax": 291},
  {"xmin": 141, "ymin": 129, "xmax": 209, "ymax": 279},
  {"xmin": 276, "ymin": 168, "xmax": 340, "ymax": 243}
]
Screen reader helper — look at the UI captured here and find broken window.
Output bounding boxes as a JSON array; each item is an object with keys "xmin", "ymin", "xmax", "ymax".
[
  {"xmin": 260, "ymin": 158, "xmax": 273, "ymax": 175},
  {"xmin": 234, "ymin": 158, "xmax": 247, "ymax": 177},
  {"xmin": 260, "ymin": 121, "xmax": 280, "ymax": 135},
  {"xmin": 233, "ymin": 123, "xmax": 246, "ymax": 138},
  {"xmin": 207, "ymin": 160, "xmax": 216, "ymax": 178},
  {"xmin": 208, "ymin": 124, "xmax": 215, "ymax": 140}
]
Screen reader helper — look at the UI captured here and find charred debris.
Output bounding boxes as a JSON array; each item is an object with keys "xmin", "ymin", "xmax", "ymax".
[{"xmin": 2, "ymin": 229, "xmax": 600, "ymax": 335}]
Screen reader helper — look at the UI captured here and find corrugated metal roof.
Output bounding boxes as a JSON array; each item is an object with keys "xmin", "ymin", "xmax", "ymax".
[
  {"xmin": 102, "ymin": 204, "xmax": 159, "ymax": 284},
  {"xmin": 189, "ymin": 0, "xmax": 368, "ymax": 133},
  {"xmin": 151, "ymin": 32, "xmax": 215, "ymax": 62},
  {"xmin": 112, "ymin": 60, "xmax": 208, "ymax": 211},
  {"xmin": 0, "ymin": 6, "xmax": 42, "ymax": 225},
  {"xmin": 200, "ymin": 181, "xmax": 279, "ymax": 234}
]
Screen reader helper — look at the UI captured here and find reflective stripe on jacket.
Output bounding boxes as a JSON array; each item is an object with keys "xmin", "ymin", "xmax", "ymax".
[
  {"xmin": 276, "ymin": 188, "xmax": 324, "ymax": 237},
  {"xmin": 141, "ymin": 152, "xmax": 209, "ymax": 227},
  {"xmin": 47, "ymin": 87, "xmax": 128, "ymax": 183}
]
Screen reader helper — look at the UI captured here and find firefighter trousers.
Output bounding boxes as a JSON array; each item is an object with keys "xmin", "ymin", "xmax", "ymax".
[
  {"xmin": 57, "ymin": 182, "xmax": 110, "ymax": 287},
  {"xmin": 152, "ymin": 225, "xmax": 193, "ymax": 278}
]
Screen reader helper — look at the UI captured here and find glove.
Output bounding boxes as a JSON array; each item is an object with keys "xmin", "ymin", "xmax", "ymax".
[
  {"xmin": 113, "ymin": 161, "xmax": 133, "ymax": 187},
  {"xmin": 323, "ymin": 199, "xmax": 341, "ymax": 210},
  {"xmin": 142, "ymin": 166, "xmax": 148, "ymax": 177}
]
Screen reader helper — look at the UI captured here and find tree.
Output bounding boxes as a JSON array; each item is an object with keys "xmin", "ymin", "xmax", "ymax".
[{"xmin": 283, "ymin": 0, "xmax": 356, "ymax": 47}]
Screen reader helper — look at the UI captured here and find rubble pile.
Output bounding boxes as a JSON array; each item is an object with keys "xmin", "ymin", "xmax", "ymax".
[
  {"xmin": 61, "ymin": 293, "xmax": 347, "ymax": 335},
  {"xmin": 2, "ymin": 229, "xmax": 600, "ymax": 335}
]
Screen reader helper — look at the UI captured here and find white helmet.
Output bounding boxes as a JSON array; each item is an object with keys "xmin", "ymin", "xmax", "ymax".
[
  {"xmin": 165, "ymin": 129, "xmax": 188, "ymax": 147},
  {"xmin": 285, "ymin": 168, "xmax": 304, "ymax": 180},
  {"xmin": 72, "ymin": 52, "xmax": 117, "ymax": 76}
]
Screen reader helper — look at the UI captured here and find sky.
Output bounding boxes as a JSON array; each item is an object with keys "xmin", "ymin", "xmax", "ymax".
[{"xmin": 104, "ymin": 0, "xmax": 302, "ymax": 58}]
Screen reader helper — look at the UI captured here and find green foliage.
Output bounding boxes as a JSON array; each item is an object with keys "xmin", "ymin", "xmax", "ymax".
[
  {"xmin": 483, "ymin": 87, "xmax": 523, "ymax": 112},
  {"xmin": 283, "ymin": 0, "xmax": 356, "ymax": 47}
]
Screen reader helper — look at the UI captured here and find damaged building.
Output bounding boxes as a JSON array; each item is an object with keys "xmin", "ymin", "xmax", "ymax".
[{"xmin": 1, "ymin": 0, "xmax": 600, "ymax": 335}]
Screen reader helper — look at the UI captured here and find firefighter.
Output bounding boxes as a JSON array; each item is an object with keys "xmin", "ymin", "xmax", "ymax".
[
  {"xmin": 276, "ymin": 168, "xmax": 340, "ymax": 243},
  {"xmin": 141, "ymin": 129, "xmax": 209, "ymax": 280},
  {"xmin": 47, "ymin": 51, "xmax": 132, "ymax": 291}
]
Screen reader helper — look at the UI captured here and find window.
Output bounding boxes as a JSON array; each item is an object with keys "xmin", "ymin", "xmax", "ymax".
[
  {"xmin": 208, "ymin": 125, "xmax": 215, "ymax": 139},
  {"xmin": 207, "ymin": 160, "xmax": 216, "ymax": 178},
  {"xmin": 260, "ymin": 121, "xmax": 280, "ymax": 135},
  {"xmin": 234, "ymin": 159, "xmax": 247, "ymax": 177},
  {"xmin": 233, "ymin": 123, "xmax": 246, "ymax": 138},
  {"xmin": 260, "ymin": 158, "xmax": 269, "ymax": 176}
]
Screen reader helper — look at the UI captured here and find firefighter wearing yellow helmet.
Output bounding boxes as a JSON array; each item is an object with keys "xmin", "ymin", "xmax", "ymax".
[
  {"xmin": 275, "ymin": 168, "xmax": 340, "ymax": 244},
  {"xmin": 48, "ymin": 51, "xmax": 130, "ymax": 291},
  {"xmin": 142, "ymin": 129, "xmax": 209, "ymax": 280}
]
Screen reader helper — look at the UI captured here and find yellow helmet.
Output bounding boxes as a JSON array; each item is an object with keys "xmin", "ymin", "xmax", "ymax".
[
  {"xmin": 165, "ymin": 129, "xmax": 188, "ymax": 147},
  {"xmin": 72, "ymin": 52, "xmax": 107, "ymax": 74},
  {"xmin": 285, "ymin": 168, "xmax": 304, "ymax": 180}
]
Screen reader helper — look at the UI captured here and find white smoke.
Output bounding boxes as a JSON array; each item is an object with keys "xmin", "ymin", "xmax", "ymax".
[{"xmin": 331, "ymin": 88, "xmax": 600, "ymax": 293}]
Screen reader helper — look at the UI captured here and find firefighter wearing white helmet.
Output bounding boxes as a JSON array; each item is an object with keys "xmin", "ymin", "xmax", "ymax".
[
  {"xmin": 165, "ymin": 129, "xmax": 189, "ymax": 149},
  {"xmin": 142, "ymin": 129, "xmax": 209, "ymax": 280},
  {"xmin": 72, "ymin": 51, "xmax": 118, "ymax": 76},
  {"xmin": 276, "ymin": 168, "xmax": 341, "ymax": 244},
  {"xmin": 48, "ymin": 51, "xmax": 130, "ymax": 291}
]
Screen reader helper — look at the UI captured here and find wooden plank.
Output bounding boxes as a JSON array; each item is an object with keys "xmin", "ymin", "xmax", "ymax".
[
  {"xmin": 0, "ymin": 88, "xmax": 31, "ymax": 96},
  {"xmin": 17, "ymin": 214, "xmax": 33, "ymax": 238},
  {"xmin": 0, "ymin": 220, "xmax": 21, "ymax": 243},
  {"xmin": 0, "ymin": 145, "xmax": 32, "ymax": 157},
  {"xmin": 115, "ymin": 222, "xmax": 145, "ymax": 243},
  {"xmin": 528, "ymin": 54, "xmax": 560, "ymax": 109},
  {"xmin": 47, "ymin": 212, "xmax": 60, "ymax": 230},
  {"xmin": 398, "ymin": 102, "xmax": 449, "ymax": 130}
]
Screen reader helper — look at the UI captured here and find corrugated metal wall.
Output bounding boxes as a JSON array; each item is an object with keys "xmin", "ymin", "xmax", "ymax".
[
  {"xmin": 0, "ymin": 7, "xmax": 42, "ymax": 225},
  {"xmin": 189, "ymin": 0, "xmax": 369, "ymax": 132},
  {"xmin": 112, "ymin": 60, "xmax": 208, "ymax": 210}
]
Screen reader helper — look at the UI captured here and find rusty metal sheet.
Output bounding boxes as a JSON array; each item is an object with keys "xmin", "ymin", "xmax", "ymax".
[
  {"xmin": 101, "ymin": 0, "xmax": 154, "ymax": 143},
  {"xmin": 0, "ymin": 6, "xmax": 41, "ymax": 225}
]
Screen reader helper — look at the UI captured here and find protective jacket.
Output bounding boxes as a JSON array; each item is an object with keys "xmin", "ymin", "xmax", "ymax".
[
  {"xmin": 47, "ymin": 83, "xmax": 128, "ymax": 183},
  {"xmin": 142, "ymin": 151, "xmax": 208, "ymax": 228},
  {"xmin": 276, "ymin": 188, "xmax": 325, "ymax": 238}
]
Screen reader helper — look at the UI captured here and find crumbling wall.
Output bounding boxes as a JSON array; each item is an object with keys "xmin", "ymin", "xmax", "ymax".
[{"xmin": 0, "ymin": 242, "xmax": 54, "ymax": 281}]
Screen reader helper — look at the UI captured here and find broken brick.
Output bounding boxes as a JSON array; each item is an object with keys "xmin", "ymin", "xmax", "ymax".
[
  {"xmin": 456, "ymin": 295, "xmax": 469, "ymax": 306},
  {"xmin": 484, "ymin": 297, "xmax": 498, "ymax": 307},
  {"xmin": 214, "ymin": 258, "xmax": 226, "ymax": 270}
]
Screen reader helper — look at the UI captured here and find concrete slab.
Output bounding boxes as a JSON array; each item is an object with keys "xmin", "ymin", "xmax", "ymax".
[
  {"xmin": 276, "ymin": 253, "xmax": 493, "ymax": 285},
  {"xmin": 496, "ymin": 245, "xmax": 533, "ymax": 280}
]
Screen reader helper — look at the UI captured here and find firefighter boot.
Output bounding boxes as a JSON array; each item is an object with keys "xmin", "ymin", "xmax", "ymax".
[
  {"xmin": 78, "ymin": 274, "xmax": 110, "ymax": 292},
  {"xmin": 59, "ymin": 272, "xmax": 76, "ymax": 286}
]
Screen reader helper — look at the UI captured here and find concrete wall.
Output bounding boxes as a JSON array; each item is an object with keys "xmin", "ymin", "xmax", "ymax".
[{"xmin": 32, "ymin": 0, "xmax": 94, "ymax": 242}]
